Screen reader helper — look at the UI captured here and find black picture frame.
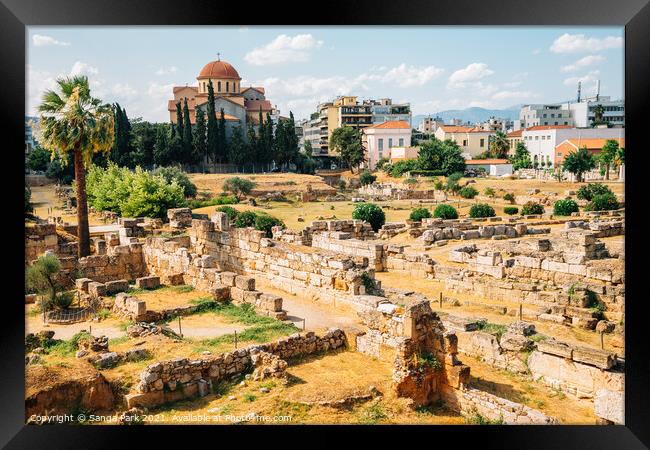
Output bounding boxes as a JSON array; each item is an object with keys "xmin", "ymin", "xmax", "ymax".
[{"xmin": 2, "ymin": 0, "xmax": 648, "ymax": 447}]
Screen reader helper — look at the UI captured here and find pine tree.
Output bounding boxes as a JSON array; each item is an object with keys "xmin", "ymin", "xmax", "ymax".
[
  {"xmin": 193, "ymin": 107, "xmax": 207, "ymax": 169},
  {"xmin": 182, "ymin": 98, "xmax": 193, "ymax": 164},
  {"xmin": 206, "ymin": 80, "xmax": 218, "ymax": 164}
]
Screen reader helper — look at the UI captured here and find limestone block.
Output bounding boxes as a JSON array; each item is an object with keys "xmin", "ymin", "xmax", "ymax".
[
  {"xmin": 212, "ymin": 284, "xmax": 231, "ymax": 302},
  {"xmin": 234, "ymin": 275, "xmax": 255, "ymax": 291},
  {"xmin": 105, "ymin": 279, "xmax": 129, "ymax": 295},
  {"xmin": 135, "ymin": 276, "xmax": 161, "ymax": 290},
  {"xmin": 88, "ymin": 282, "xmax": 107, "ymax": 297},
  {"xmin": 75, "ymin": 278, "xmax": 93, "ymax": 293},
  {"xmin": 572, "ymin": 346, "xmax": 616, "ymax": 370},
  {"xmin": 537, "ymin": 339, "xmax": 573, "ymax": 359},
  {"xmin": 595, "ymin": 389, "xmax": 624, "ymax": 424},
  {"xmin": 219, "ymin": 271, "xmax": 237, "ymax": 287},
  {"xmin": 243, "ymin": 290, "xmax": 263, "ymax": 303},
  {"xmin": 230, "ymin": 287, "xmax": 245, "ymax": 302},
  {"xmin": 259, "ymin": 294, "xmax": 283, "ymax": 312}
]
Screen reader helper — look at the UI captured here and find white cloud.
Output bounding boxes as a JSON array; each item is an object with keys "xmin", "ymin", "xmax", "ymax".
[
  {"xmin": 491, "ymin": 90, "xmax": 539, "ymax": 102},
  {"xmin": 380, "ymin": 63, "xmax": 444, "ymax": 88},
  {"xmin": 563, "ymin": 70, "xmax": 600, "ymax": 87},
  {"xmin": 244, "ymin": 34, "xmax": 323, "ymax": 65},
  {"xmin": 560, "ymin": 55, "xmax": 605, "ymax": 72},
  {"xmin": 69, "ymin": 61, "xmax": 99, "ymax": 77},
  {"xmin": 448, "ymin": 63, "xmax": 494, "ymax": 88},
  {"xmin": 550, "ymin": 33, "xmax": 623, "ymax": 53},
  {"xmin": 111, "ymin": 83, "xmax": 138, "ymax": 101},
  {"xmin": 155, "ymin": 66, "xmax": 178, "ymax": 76},
  {"xmin": 32, "ymin": 34, "xmax": 69, "ymax": 47}
]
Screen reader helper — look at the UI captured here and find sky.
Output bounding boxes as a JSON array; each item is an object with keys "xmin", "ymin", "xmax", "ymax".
[{"xmin": 27, "ymin": 26, "xmax": 624, "ymax": 122}]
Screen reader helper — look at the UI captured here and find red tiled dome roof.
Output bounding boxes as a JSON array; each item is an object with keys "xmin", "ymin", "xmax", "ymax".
[{"xmin": 197, "ymin": 60, "xmax": 240, "ymax": 79}]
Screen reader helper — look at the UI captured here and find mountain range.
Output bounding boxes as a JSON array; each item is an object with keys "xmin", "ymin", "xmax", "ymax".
[{"xmin": 412, "ymin": 106, "xmax": 521, "ymax": 128}]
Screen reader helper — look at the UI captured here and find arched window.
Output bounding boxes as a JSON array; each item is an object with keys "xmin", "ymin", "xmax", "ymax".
[
  {"xmin": 226, "ymin": 81, "xmax": 229, "ymax": 92},
  {"xmin": 218, "ymin": 81, "xmax": 221, "ymax": 92}
]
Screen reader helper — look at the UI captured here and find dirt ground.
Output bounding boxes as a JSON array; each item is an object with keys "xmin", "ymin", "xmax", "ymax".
[
  {"xmin": 189, "ymin": 173, "xmax": 336, "ymax": 196},
  {"xmin": 29, "ymin": 184, "xmax": 105, "ymax": 226}
]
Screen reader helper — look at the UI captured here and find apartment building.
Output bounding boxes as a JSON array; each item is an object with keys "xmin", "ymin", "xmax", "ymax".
[
  {"xmin": 514, "ymin": 104, "xmax": 574, "ymax": 130},
  {"xmin": 561, "ymin": 96, "xmax": 625, "ymax": 128},
  {"xmin": 434, "ymin": 125, "xmax": 494, "ymax": 159},
  {"xmin": 362, "ymin": 121, "xmax": 412, "ymax": 170}
]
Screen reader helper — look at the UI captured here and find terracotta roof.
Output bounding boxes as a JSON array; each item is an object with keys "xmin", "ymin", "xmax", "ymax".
[
  {"xmin": 465, "ymin": 159, "xmax": 511, "ymax": 165},
  {"xmin": 173, "ymin": 86, "xmax": 198, "ymax": 94},
  {"xmin": 507, "ymin": 130, "xmax": 523, "ymax": 137},
  {"xmin": 245, "ymin": 99, "xmax": 273, "ymax": 112},
  {"xmin": 241, "ymin": 86, "xmax": 265, "ymax": 95},
  {"xmin": 556, "ymin": 138, "xmax": 625, "ymax": 150},
  {"xmin": 524, "ymin": 125, "xmax": 573, "ymax": 131},
  {"xmin": 365, "ymin": 121, "xmax": 411, "ymax": 130},
  {"xmin": 197, "ymin": 60, "xmax": 240, "ymax": 79},
  {"xmin": 439, "ymin": 125, "xmax": 492, "ymax": 133}
]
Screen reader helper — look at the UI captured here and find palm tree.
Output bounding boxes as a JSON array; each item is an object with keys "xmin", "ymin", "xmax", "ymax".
[
  {"xmin": 488, "ymin": 130, "xmax": 509, "ymax": 159},
  {"xmin": 39, "ymin": 76, "xmax": 114, "ymax": 257}
]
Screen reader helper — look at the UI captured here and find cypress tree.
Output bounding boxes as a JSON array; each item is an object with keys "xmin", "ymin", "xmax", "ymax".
[
  {"xmin": 286, "ymin": 111, "xmax": 299, "ymax": 166},
  {"xmin": 193, "ymin": 107, "xmax": 207, "ymax": 168},
  {"xmin": 206, "ymin": 80, "xmax": 218, "ymax": 164},
  {"xmin": 182, "ymin": 98, "xmax": 193, "ymax": 164},
  {"xmin": 228, "ymin": 125, "xmax": 246, "ymax": 168},
  {"xmin": 274, "ymin": 118, "xmax": 287, "ymax": 169},
  {"xmin": 217, "ymin": 108, "xmax": 226, "ymax": 163},
  {"xmin": 175, "ymin": 102, "xmax": 183, "ymax": 139},
  {"xmin": 246, "ymin": 121, "xmax": 258, "ymax": 173},
  {"xmin": 264, "ymin": 112, "xmax": 274, "ymax": 170}
]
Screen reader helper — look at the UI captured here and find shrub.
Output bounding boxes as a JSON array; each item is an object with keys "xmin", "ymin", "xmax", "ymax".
[
  {"xmin": 446, "ymin": 172, "xmax": 464, "ymax": 193},
  {"xmin": 233, "ymin": 210, "xmax": 258, "ymax": 228},
  {"xmin": 336, "ymin": 179, "xmax": 347, "ymax": 191},
  {"xmin": 215, "ymin": 206, "xmax": 238, "ymax": 221},
  {"xmin": 553, "ymin": 199, "xmax": 579, "ymax": 216},
  {"xmin": 254, "ymin": 214, "xmax": 284, "ymax": 238},
  {"xmin": 222, "ymin": 177, "xmax": 256, "ymax": 199},
  {"xmin": 152, "ymin": 166, "xmax": 197, "ymax": 197},
  {"xmin": 503, "ymin": 192, "xmax": 515, "ymax": 203},
  {"xmin": 433, "ymin": 204, "xmax": 458, "ymax": 219},
  {"xmin": 586, "ymin": 193, "xmax": 619, "ymax": 211},
  {"xmin": 409, "ymin": 207, "xmax": 432, "ymax": 222},
  {"xmin": 576, "ymin": 183, "xmax": 613, "ymax": 201},
  {"xmin": 469, "ymin": 203, "xmax": 496, "ymax": 218},
  {"xmin": 25, "ymin": 254, "xmax": 70, "ymax": 311},
  {"xmin": 484, "ymin": 187, "xmax": 495, "ymax": 197},
  {"xmin": 188, "ymin": 194, "xmax": 238, "ymax": 209},
  {"xmin": 375, "ymin": 157, "xmax": 390, "ymax": 171},
  {"xmin": 85, "ymin": 163, "xmax": 187, "ymax": 219},
  {"xmin": 521, "ymin": 202, "xmax": 545, "ymax": 215},
  {"xmin": 503, "ymin": 206, "xmax": 519, "ymax": 215},
  {"xmin": 359, "ymin": 170, "xmax": 377, "ymax": 186},
  {"xmin": 432, "ymin": 178, "xmax": 445, "ymax": 191},
  {"xmin": 389, "ymin": 159, "xmax": 419, "ymax": 177},
  {"xmin": 352, "ymin": 203, "xmax": 386, "ymax": 232},
  {"xmin": 403, "ymin": 177, "xmax": 419, "ymax": 186},
  {"xmin": 459, "ymin": 185, "xmax": 479, "ymax": 199}
]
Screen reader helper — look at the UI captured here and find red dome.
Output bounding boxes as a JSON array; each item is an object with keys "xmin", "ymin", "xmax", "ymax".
[{"xmin": 197, "ymin": 60, "xmax": 240, "ymax": 79}]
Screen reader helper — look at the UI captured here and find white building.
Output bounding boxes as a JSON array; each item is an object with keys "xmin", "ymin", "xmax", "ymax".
[
  {"xmin": 362, "ymin": 121, "xmax": 412, "ymax": 170},
  {"xmin": 521, "ymin": 125, "xmax": 625, "ymax": 168},
  {"xmin": 418, "ymin": 116, "xmax": 444, "ymax": 133},
  {"xmin": 515, "ymin": 104, "xmax": 574, "ymax": 130},
  {"xmin": 561, "ymin": 96, "xmax": 624, "ymax": 128}
]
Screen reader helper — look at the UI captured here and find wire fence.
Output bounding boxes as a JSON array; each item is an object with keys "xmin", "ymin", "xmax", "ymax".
[{"xmin": 43, "ymin": 292, "xmax": 103, "ymax": 324}]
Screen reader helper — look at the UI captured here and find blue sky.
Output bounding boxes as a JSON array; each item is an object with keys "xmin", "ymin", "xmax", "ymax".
[{"xmin": 27, "ymin": 26, "xmax": 624, "ymax": 122}]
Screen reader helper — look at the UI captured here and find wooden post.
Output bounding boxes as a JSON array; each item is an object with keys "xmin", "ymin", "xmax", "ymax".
[
  {"xmin": 89, "ymin": 325, "xmax": 92, "ymax": 336},
  {"xmin": 178, "ymin": 316, "xmax": 182, "ymax": 338},
  {"xmin": 600, "ymin": 331, "xmax": 604, "ymax": 350},
  {"xmin": 439, "ymin": 292, "xmax": 443, "ymax": 309},
  {"xmin": 234, "ymin": 330, "xmax": 238, "ymax": 349},
  {"xmin": 303, "ymin": 318, "xmax": 306, "ymax": 331},
  {"xmin": 519, "ymin": 304, "xmax": 523, "ymax": 320}
]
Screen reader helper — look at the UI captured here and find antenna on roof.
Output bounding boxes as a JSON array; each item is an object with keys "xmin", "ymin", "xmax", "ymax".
[
  {"xmin": 577, "ymin": 81, "xmax": 581, "ymax": 103},
  {"xmin": 596, "ymin": 79, "xmax": 600, "ymax": 101}
]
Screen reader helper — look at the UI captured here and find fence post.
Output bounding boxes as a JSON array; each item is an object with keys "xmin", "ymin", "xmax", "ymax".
[
  {"xmin": 439, "ymin": 292, "xmax": 443, "ymax": 309},
  {"xmin": 303, "ymin": 318, "xmax": 306, "ymax": 331},
  {"xmin": 178, "ymin": 316, "xmax": 182, "ymax": 338},
  {"xmin": 600, "ymin": 331, "xmax": 605, "ymax": 350},
  {"xmin": 519, "ymin": 304, "xmax": 523, "ymax": 320},
  {"xmin": 234, "ymin": 330, "xmax": 238, "ymax": 349}
]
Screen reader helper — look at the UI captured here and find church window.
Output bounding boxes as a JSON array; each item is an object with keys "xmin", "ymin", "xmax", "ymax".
[
  {"xmin": 218, "ymin": 81, "xmax": 221, "ymax": 92},
  {"xmin": 226, "ymin": 81, "xmax": 229, "ymax": 92}
]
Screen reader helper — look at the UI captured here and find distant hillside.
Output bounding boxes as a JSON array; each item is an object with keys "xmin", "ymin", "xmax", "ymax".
[{"xmin": 413, "ymin": 106, "xmax": 520, "ymax": 128}]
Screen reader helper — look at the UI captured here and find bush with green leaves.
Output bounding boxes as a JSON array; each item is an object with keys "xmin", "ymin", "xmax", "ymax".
[
  {"xmin": 484, "ymin": 187, "xmax": 496, "ymax": 197},
  {"xmin": 153, "ymin": 166, "xmax": 197, "ymax": 197},
  {"xmin": 432, "ymin": 178, "xmax": 445, "ymax": 191},
  {"xmin": 359, "ymin": 170, "xmax": 377, "ymax": 186},
  {"xmin": 433, "ymin": 204, "xmax": 458, "ymax": 219},
  {"xmin": 389, "ymin": 159, "xmax": 419, "ymax": 177},
  {"xmin": 27, "ymin": 145, "xmax": 51, "ymax": 172},
  {"xmin": 503, "ymin": 192, "xmax": 515, "ymax": 203},
  {"xmin": 585, "ymin": 193, "xmax": 619, "ymax": 211},
  {"xmin": 233, "ymin": 210, "xmax": 258, "ymax": 228},
  {"xmin": 375, "ymin": 157, "xmax": 390, "ymax": 171},
  {"xmin": 446, "ymin": 172, "xmax": 464, "ymax": 193},
  {"xmin": 85, "ymin": 163, "xmax": 187, "ymax": 219},
  {"xmin": 553, "ymin": 199, "xmax": 579, "ymax": 216},
  {"xmin": 222, "ymin": 177, "xmax": 256, "ymax": 199},
  {"xmin": 403, "ymin": 177, "xmax": 419, "ymax": 186},
  {"xmin": 469, "ymin": 203, "xmax": 496, "ymax": 218},
  {"xmin": 459, "ymin": 185, "xmax": 479, "ymax": 199},
  {"xmin": 254, "ymin": 213, "xmax": 284, "ymax": 238},
  {"xmin": 576, "ymin": 183, "xmax": 614, "ymax": 201},
  {"xmin": 336, "ymin": 179, "xmax": 347, "ymax": 191},
  {"xmin": 521, "ymin": 202, "xmax": 545, "ymax": 215},
  {"xmin": 188, "ymin": 194, "xmax": 238, "ymax": 209},
  {"xmin": 503, "ymin": 206, "xmax": 519, "ymax": 215},
  {"xmin": 215, "ymin": 205, "xmax": 238, "ymax": 221},
  {"xmin": 409, "ymin": 207, "xmax": 432, "ymax": 222},
  {"xmin": 352, "ymin": 203, "xmax": 386, "ymax": 232},
  {"xmin": 25, "ymin": 254, "xmax": 72, "ymax": 311}
]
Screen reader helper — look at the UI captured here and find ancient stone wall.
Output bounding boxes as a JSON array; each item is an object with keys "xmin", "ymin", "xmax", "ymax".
[
  {"xmin": 311, "ymin": 232, "xmax": 384, "ymax": 271},
  {"xmin": 25, "ymin": 223, "xmax": 77, "ymax": 264},
  {"xmin": 358, "ymin": 183, "xmax": 447, "ymax": 201},
  {"xmin": 126, "ymin": 329, "xmax": 347, "ymax": 409}
]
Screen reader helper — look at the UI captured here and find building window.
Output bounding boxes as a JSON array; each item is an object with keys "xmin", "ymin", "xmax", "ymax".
[
  {"xmin": 535, "ymin": 136, "xmax": 539, "ymax": 140},
  {"xmin": 480, "ymin": 139, "xmax": 485, "ymax": 147},
  {"xmin": 378, "ymin": 139, "xmax": 384, "ymax": 151},
  {"xmin": 226, "ymin": 81, "xmax": 229, "ymax": 92},
  {"xmin": 399, "ymin": 138, "xmax": 404, "ymax": 147},
  {"xmin": 388, "ymin": 138, "xmax": 393, "ymax": 148},
  {"xmin": 217, "ymin": 81, "xmax": 221, "ymax": 92},
  {"xmin": 463, "ymin": 140, "xmax": 467, "ymax": 146},
  {"xmin": 554, "ymin": 122, "xmax": 558, "ymax": 125}
]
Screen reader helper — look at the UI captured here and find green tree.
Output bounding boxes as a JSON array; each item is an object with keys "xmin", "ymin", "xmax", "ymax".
[
  {"xmin": 246, "ymin": 121, "xmax": 258, "ymax": 172},
  {"xmin": 510, "ymin": 142, "xmax": 532, "ymax": 170},
  {"xmin": 228, "ymin": 125, "xmax": 247, "ymax": 168},
  {"xmin": 153, "ymin": 166, "xmax": 197, "ymax": 197},
  {"xmin": 27, "ymin": 145, "xmax": 51, "ymax": 172},
  {"xmin": 25, "ymin": 254, "xmax": 73, "ymax": 311},
  {"xmin": 488, "ymin": 130, "xmax": 509, "ymax": 159},
  {"xmin": 563, "ymin": 147, "xmax": 596, "ymax": 183},
  {"xmin": 222, "ymin": 177, "xmax": 256, "ymax": 199},
  {"xmin": 304, "ymin": 140, "xmax": 313, "ymax": 157},
  {"xmin": 182, "ymin": 98, "xmax": 194, "ymax": 164},
  {"xmin": 206, "ymin": 80, "xmax": 218, "ymax": 164},
  {"xmin": 130, "ymin": 119, "xmax": 157, "ymax": 168},
  {"xmin": 193, "ymin": 107, "xmax": 207, "ymax": 168},
  {"xmin": 39, "ymin": 75, "xmax": 114, "ymax": 257},
  {"xmin": 330, "ymin": 126, "xmax": 365, "ymax": 173},
  {"xmin": 110, "ymin": 103, "xmax": 134, "ymax": 167},
  {"xmin": 592, "ymin": 104, "xmax": 607, "ymax": 126},
  {"xmin": 352, "ymin": 203, "xmax": 386, "ymax": 231},
  {"xmin": 359, "ymin": 170, "xmax": 377, "ymax": 186},
  {"xmin": 175, "ymin": 101, "xmax": 183, "ymax": 140},
  {"xmin": 409, "ymin": 207, "xmax": 431, "ymax": 221},
  {"xmin": 217, "ymin": 108, "xmax": 227, "ymax": 164},
  {"xmin": 153, "ymin": 125, "xmax": 173, "ymax": 167},
  {"xmin": 417, "ymin": 138, "xmax": 465, "ymax": 175},
  {"xmin": 433, "ymin": 204, "xmax": 458, "ymax": 219},
  {"xmin": 598, "ymin": 139, "xmax": 619, "ymax": 181}
]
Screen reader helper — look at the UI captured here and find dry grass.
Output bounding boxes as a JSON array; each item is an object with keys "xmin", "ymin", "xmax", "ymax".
[
  {"xmin": 189, "ymin": 173, "xmax": 336, "ymax": 195},
  {"xmin": 29, "ymin": 185, "xmax": 105, "ymax": 226}
]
